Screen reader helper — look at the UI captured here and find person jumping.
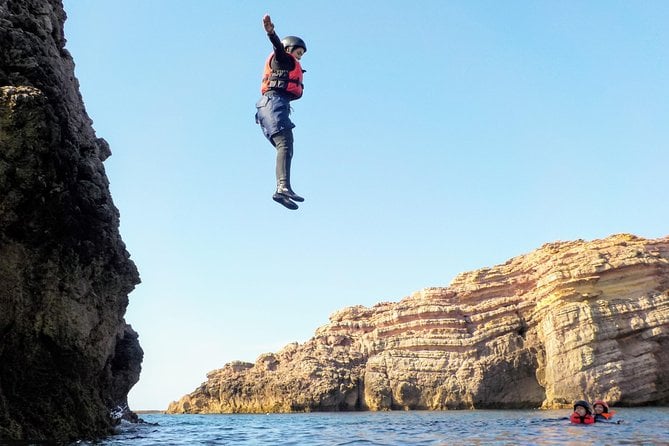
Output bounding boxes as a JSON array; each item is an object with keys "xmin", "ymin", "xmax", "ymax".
[{"xmin": 255, "ymin": 14, "xmax": 307, "ymax": 210}]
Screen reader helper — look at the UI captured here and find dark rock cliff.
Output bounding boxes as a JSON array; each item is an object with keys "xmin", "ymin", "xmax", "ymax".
[{"xmin": 1, "ymin": 0, "xmax": 142, "ymax": 441}]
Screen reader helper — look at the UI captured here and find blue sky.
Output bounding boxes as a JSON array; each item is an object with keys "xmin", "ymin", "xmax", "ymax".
[{"xmin": 61, "ymin": 1, "xmax": 668, "ymax": 410}]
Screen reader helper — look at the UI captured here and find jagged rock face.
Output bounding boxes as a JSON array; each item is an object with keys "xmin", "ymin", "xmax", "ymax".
[
  {"xmin": 1, "ymin": 0, "xmax": 141, "ymax": 441},
  {"xmin": 168, "ymin": 234, "xmax": 669, "ymax": 414}
]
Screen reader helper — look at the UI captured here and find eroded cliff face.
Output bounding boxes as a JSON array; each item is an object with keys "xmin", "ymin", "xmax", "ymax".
[
  {"xmin": 168, "ymin": 234, "xmax": 669, "ymax": 414},
  {"xmin": 1, "ymin": 0, "xmax": 141, "ymax": 441}
]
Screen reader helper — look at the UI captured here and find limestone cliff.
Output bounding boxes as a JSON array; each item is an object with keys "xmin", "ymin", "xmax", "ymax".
[
  {"xmin": 168, "ymin": 234, "xmax": 669, "ymax": 414},
  {"xmin": 1, "ymin": 0, "xmax": 141, "ymax": 441}
]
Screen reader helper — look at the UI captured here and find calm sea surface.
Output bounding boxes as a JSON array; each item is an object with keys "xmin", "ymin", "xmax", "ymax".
[{"xmin": 80, "ymin": 408, "xmax": 669, "ymax": 446}]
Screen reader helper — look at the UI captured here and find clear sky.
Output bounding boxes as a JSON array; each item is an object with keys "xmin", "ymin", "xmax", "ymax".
[{"xmin": 61, "ymin": 1, "xmax": 668, "ymax": 410}]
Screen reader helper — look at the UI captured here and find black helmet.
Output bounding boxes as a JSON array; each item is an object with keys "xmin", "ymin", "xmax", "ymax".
[
  {"xmin": 281, "ymin": 36, "xmax": 307, "ymax": 52},
  {"xmin": 573, "ymin": 400, "xmax": 592, "ymax": 414}
]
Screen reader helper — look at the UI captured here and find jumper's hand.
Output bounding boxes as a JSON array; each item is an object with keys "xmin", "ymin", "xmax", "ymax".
[{"xmin": 263, "ymin": 14, "xmax": 275, "ymax": 34}]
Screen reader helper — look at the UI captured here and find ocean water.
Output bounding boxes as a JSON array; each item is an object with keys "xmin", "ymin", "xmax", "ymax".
[{"xmin": 78, "ymin": 408, "xmax": 669, "ymax": 446}]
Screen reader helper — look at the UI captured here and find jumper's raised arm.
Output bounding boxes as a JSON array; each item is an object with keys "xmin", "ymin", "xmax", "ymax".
[{"xmin": 262, "ymin": 14, "xmax": 274, "ymax": 34}]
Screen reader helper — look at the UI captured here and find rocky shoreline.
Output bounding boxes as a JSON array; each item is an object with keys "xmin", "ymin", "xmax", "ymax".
[{"xmin": 168, "ymin": 234, "xmax": 669, "ymax": 414}]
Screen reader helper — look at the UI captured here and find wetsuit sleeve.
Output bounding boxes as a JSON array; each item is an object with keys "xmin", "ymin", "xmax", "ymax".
[
  {"xmin": 596, "ymin": 418, "xmax": 622, "ymax": 424},
  {"xmin": 267, "ymin": 31, "xmax": 295, "ymax": 69}
]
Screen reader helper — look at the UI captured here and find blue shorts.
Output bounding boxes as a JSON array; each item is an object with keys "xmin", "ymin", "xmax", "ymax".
[{"xmin": 255, "ymin": 92, "xmax": 295, "ymax": 141}]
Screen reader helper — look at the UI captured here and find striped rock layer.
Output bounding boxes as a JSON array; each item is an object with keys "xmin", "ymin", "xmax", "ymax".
[{"xmin": 168, "ymin": 233, "xmax": 669, "ymax": 413}]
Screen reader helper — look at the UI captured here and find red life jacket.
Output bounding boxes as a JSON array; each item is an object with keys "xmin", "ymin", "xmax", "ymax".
[
  {"xmin": 595, "ymin": 411, "xmax": 615, "ymax": 420},
  {"xmin": 260, "ymin": 53, "xmax": 304, "ymax": 99},
  {"xmin": 570, "ymin": 412, "xmax": 595, "ymax": 424}
]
